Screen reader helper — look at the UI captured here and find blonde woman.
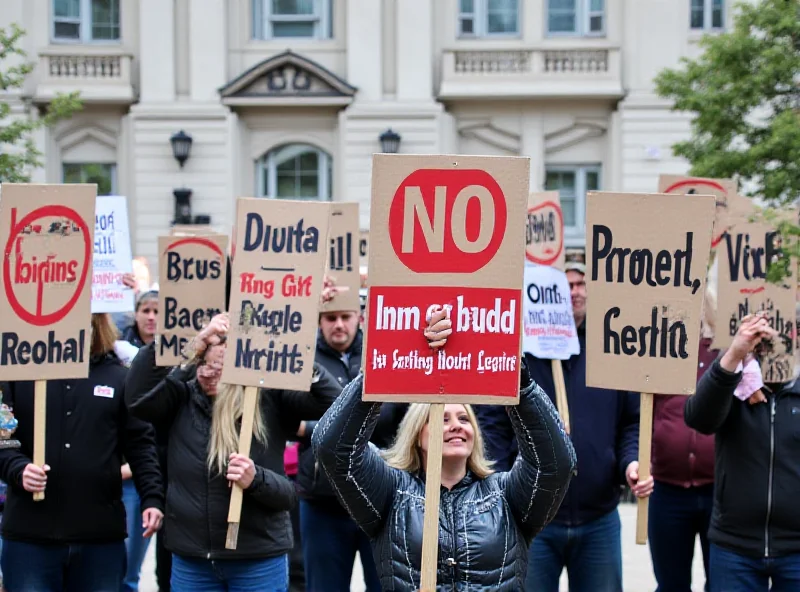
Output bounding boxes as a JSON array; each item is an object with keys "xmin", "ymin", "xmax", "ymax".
[
  {"xmin": 125, "ymin": 314, "xmax": 341, "ymax": 592},
  {"xmin": 312, "ymin": 309, "xmax": 576, "ymax": 591}
]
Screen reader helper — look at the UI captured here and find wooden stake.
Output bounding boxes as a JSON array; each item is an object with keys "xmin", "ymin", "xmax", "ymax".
[
  {"xmin": 635, "ymin": 392, "xmax": 654, "ymax": 545},
  {"xmin": 420, "ymin": 403, "xmax": 444, "ymax": 592},
  {"xmin": 550, "ymin": 359, "xmax": 571, "ymax": 434},
  {"xmin": 33, "ymin": 380, "xmax": 47, "ymax": 502},
  {"xmin": 225, "ymin": 386, "xmax": 259, "ymax": 549}
]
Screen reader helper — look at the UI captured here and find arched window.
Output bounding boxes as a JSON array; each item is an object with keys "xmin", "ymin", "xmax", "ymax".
[{"xmin": 258, "ymin": 143, "xmax": 332, "ymax": 201}]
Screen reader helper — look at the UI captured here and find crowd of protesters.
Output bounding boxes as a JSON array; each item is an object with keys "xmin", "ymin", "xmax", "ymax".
[{"xmin": 0, "ymin": 252, "xmax": 799, "ymax": 592}]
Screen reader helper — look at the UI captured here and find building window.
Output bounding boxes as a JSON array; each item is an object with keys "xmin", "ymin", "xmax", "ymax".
[
  {"xmin": 691, "ymin": 0, "xmax": 724, "ymax": 31},
  {"xmin": 53, "ymin": 0, "xmax": 120, "ymax": 43},
  {"xmin": 459, "ymin": 0, "xmax": 520, "ymax": 38},
  {"xmin": 258, "ymin": 144, "xmax": 332, "ymax": 201},
  {"xmin": 253, "ymin": 0, "xmax": 333, "ymax": 40},
  {"xmin": 63, "ymin": 163, "xmax": 117, "ymax": 196},
  {"xmin": 545, "ymin": 165, "xmax": 600, "ymax": 232},
  {"xmin": 547, "ymin": 0, "xmax": 604, "ymax": 36}
]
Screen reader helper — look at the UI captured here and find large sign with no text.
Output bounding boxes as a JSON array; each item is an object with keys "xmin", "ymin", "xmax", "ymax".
[
  {"xmin": 221, "ymin": 198, "xmax": 330, "ymax": 390},
  {"xmin": 0, "ymin": 184, "xmax": 96, "ymax": 381},
  {"xmin": 585, "ymin": 192, "xmax": 715, "ymax": 395},
  {"xmin": 363, "ymin": 154, "xmax": 529, "ymax": 404}
]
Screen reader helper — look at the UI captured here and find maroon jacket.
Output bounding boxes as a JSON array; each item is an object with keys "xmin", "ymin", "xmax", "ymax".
[{"xmin": 651, "ymin": 338, "xmax": 717, "ymax": 487}]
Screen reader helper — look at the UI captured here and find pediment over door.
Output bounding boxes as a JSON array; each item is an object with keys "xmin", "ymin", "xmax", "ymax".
[{"xmin": 220, "ymin": 50, "xmax": 357, "ymax": 107}]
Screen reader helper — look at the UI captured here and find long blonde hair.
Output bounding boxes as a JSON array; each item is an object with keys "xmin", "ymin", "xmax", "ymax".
[
  {"xmin": 382, "ymin": 403, "xmax": 495, "ymax": 479},
  {"xmin": 191, "ymin": 340, "xmax": 269, "ymax": 475},
  {"xmin": 91, "ymin": 313, "xmax": 119, "ymax": 356}
]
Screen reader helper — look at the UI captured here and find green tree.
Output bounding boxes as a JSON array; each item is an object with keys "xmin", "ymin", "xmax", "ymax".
[
  {"xmin": 655, "ymin": 0, "xmax": 800, "ymax": 206},
  {"xmin": 0, "ymin": 23, "xmax": 82, "ymax": 183}
]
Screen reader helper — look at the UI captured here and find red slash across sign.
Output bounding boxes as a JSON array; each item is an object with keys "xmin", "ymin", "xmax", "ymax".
[{"xmin": 3, "ymin": 206, "xmax": 92, "ymax": 326}]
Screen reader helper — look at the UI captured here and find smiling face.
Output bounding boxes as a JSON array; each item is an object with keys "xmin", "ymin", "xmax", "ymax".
[{"xmin": 419, "ymin": 404, "xmax": 475, "ymax": 462}]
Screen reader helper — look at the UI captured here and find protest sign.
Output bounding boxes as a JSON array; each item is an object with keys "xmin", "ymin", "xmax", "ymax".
[
  {"xmin": 714, "ymin": 219, "xmax": 797, "ymax": 382},
  {"xmin": 321, "ymin": 202, "xmax": 361, "ymax": 313},
  {"xmin": 585, "ymin": 191, "xmax": 715, "ymax": 395},
  {"xmin": 659, "ymin": 175, "xmax": 751, "ymax": 249},
  {"xmin": 585, "ymin": 191, "xmax": 715, "ymax": 547},
  {"xmin": 0, "ymin": 184, "xmax": 96, "ymax": 381},
  {"xmin": 363, "ymin": 154, "xmax": 529, "ymax": 404},
  {"xmin": 91, "ymin": 195, "xmax": 134, "ymax": 314},
  {"xmin": 221, "ymin": 198, "xmax": 330, "ymax": 391},
  {"xmin": 526, "ymin": 191, "xmax": 565, "ymax": 269},
  {"xmin": 156, "ymin": 234, "xmax": 229, "ymax": 366},
  {"xmin": 0, "ymin": 183, "xmax": 96, "ymax": 503},
  {"xmin": 523, "ymin": 265, "xmax": 579, "ymax": 360},
  {"xmin": 170, "ymin": 224, "xmax": 217, "ymax": 237}
]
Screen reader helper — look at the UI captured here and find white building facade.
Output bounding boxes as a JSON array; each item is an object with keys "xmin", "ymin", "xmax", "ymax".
[{"xmin": 2, "ymin": 0, "xmax": 732, "ymax": 271}]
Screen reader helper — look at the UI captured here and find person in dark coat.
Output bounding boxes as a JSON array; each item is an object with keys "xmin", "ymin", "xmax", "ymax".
[
  {"xmin": 313, "ymin": 308, "xmax": 576, "ymax": 591},
  {"xmin": 685, "ymin": 313, "xmax": 800, "ymax": 591},
  {"xmin": 126, "ymin": 313, "xmax": 342, "ymax": 591},
  {"xmin": 295, "ymin": 304, "xmax": 407, "ymax": 592},
  {"xmin": 0, "ymin": 313, "xmax": 164, "ymax": 592}
]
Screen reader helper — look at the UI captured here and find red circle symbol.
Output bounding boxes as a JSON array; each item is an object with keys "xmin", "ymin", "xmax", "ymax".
[
  {"xmin": 525, "ymin": 201, "xmax": 564, "ymax": 266},
  {"xmin": 664, "ymin": 179, "xmax": 731, "ymax": 247},
  {"xmin": 388, "ymin": 169, "xmax": 507, "ymax": 273},
  {"xmin": 3, "ymin": 205, "xmax": 92, "ymax": 326}
]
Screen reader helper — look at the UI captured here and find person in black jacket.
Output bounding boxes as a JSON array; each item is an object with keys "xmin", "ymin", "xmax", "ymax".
[
  {"xmin": 0, "ymin": 313, "xmax": 164, "ymax": 592},
  {"xmin": 294, "ymin": 306, "xmax": 406, "ymax": 592},
  {"xmin": 313, "ymin": 307, "xmax": 576, "ymax": 591},
  {"xmin": 685, "ymin": 312, "xmax": 800, "ymax": 591},
  {"xmin": 526, "ymin": 262, "xmax": 651, "ymax": 592},
  {"xmin": 126, "ymin": 313, "xmax": 342, "ymax": 592}
]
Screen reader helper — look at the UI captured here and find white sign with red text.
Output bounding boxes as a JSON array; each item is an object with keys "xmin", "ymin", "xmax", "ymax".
[
  {"xmin": 523, "ymin": 265, "xmax": 579, "ymax": 360},
  {"xmin": 91, "ymin": 195, "xmax": 134, "ymax": 314}
]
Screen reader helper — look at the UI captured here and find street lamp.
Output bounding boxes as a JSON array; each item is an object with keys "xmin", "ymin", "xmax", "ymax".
[
  {"xmin": 379, "ymin": 128, "xmax": 401, "ymax": 154},
  {"xmin": 170, "ymin": 130, "xmax": 193, "ymax": 168}
]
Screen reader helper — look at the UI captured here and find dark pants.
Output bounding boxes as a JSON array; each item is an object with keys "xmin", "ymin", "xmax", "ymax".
[
  {"xmin": 526, "ymin": 508, "xmax": 622, "ymax": 592},
  {"xmin": 649, "ymin": 481, "xmax": 713, "ymax": 592},
  {"xmin": 299, "ymin": 500, "xmax": 381, "ymax": 592},
  {"xmin": 710, "ymin": 544, "xmax": 800, "ymax": 592},
  {"xmin": 1, "ymin": 538, "xmax": 125, "ymax": 592},
  {"xmin": 156, "ymin": 531, "xmax": 172, "ymax": 591}
]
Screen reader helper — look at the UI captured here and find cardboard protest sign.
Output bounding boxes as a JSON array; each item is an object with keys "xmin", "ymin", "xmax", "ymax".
[
  {"xmin": 659, "ymin": 175, "xmax": 752, "ymax": 249},
  {"xmin": 363, "ymin": 154, "xmax": 530, "ymax": 404},
  {"xmin": 0, "ymin": 184, "xmax": 96, "ymax": 381},
  {"xmin": 170, "ymin": 224, "xmax": 217, "ymax": 237},
  {"xmin": 221, "ymin": 198, "xmax": 330, "ymax": 390},
  {"xmin": 91, "ymin": 195, "xmax": 134, "ymax": 314},
  {"xmin": 526, "ymin": 191, "xmax": 565, "ymax": 269},
  {"xmin": 523, "ymin": 265, "xmax": 579, "ymax": 360},
  {"xmin": 321, "ymin": 203, "xmax": 361, "ymax": 313},
  {"xmin": 585, "ymin": 192, "xmax": 715, "ymax": 395},
  {"xmin": 156, "ymin": 234, "xmax": 229, "ymax": 366},
  {"xmin": 359, "ymin": 230, "xmax": 369, "ymax": 268},
  {"xmin": 714, "ymin": 219, "xmax": 798, "ymax": 382}
]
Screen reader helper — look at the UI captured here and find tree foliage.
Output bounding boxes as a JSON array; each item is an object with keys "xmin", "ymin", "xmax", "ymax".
[
  {"xmin": 0, "ymin": 23, "xmax": 82, "ymax": 183},
  {"xmin": 655, "ymin": 0, "xmax": 800, "ymax": 206}
]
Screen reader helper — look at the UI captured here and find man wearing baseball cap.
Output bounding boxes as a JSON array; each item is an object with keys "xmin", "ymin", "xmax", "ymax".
[{"xmin": 526, "ymin": 260, "xmax": 652, "ymax": 592}]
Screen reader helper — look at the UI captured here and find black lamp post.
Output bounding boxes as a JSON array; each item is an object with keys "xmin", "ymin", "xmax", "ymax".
[
  {"xmin": 170, "ymin": 130, "xmax": 193, "ymax": 168},
  {"xmin": 379, "ymin": 128, "xmax": 401, "ymax": 154}
]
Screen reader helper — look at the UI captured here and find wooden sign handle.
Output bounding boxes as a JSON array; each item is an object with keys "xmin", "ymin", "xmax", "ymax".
[
  {"xmin": 635, "ymin": 392, "xmax": 654, "ymax": 545},
  {"xmin": 419, "ymin": 403, "xmax": 444, "ymax": 592},
  {"xmin": 33, "ymin": 380, "xmax": 47, "ymax": 502},
  {"xmin": 550, "ymin": 359, "xmax": 571, "ymax": 434},
  {"xmin": 225, "ymin": 385, "xmax": 259, "ymax": 549}
]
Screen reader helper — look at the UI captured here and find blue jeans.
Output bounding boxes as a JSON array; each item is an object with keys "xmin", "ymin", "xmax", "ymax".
[
  {"xmin": 121, "ymin": 479, "xmax": 152, "ymax": 592},
  {"xmin": 526, "ymin": 508, "xmax": 622, "ymax": 592},
  {"xmin": 171, "ymin": 553, "xmax": 288, "ymax": 592},
  {"xmin": 299, "ymin": 500, "xmax": 381, "ymax": 592},
  {"xmin": 710, "ymin": 543, "xmax": 800, "ymax": 592},
  {"xmin": 649, "ymin": 481, "xmax": 713, "ymax": 592},
  {"xmin": 1, "ymin": 538, "xmax": 125, "ymax": 592}
]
